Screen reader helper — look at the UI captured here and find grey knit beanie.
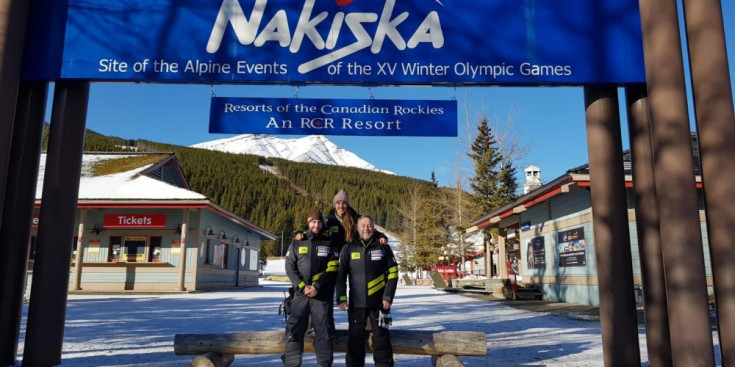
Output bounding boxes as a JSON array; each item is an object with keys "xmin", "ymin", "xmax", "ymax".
[{"xmin": 333, "ymin": 189, "xmax": 350, "ymax": 205}]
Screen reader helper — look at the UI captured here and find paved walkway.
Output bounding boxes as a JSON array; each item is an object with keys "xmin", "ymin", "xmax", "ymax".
[
  {"xmin": 460, "ymin": 292, "xmax": 603, "ymax": 322},
  {"xmin": 460, "ymin": 291, "xmax": 719, "ymax": 329}
]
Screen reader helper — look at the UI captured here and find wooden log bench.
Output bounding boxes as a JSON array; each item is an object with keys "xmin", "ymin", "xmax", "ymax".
[
  {"xmin": 174, "ymin": 329, "xmax": 486, "ymax": 367},
  {"xmin": 446, "ymin": 278, "xmax": 498, "ymax": 295}
]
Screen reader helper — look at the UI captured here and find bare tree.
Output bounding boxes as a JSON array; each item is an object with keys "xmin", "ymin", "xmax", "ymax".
[
  {"xmin": 396, "ymin": 185, "xmax": 424, "ymax": 278},
  {"xmin": 462, "ymin": 95, "xmax": 531, "ymax": 173},
  {"xmin": 491, "ymin": 104, "xmax": 531, "ymax": 170},
  {"xmin": 447, "ymin": 168, "xmax": 480, "ymax": 275}
]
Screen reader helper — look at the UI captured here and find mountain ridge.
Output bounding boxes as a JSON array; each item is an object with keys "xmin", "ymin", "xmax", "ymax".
[{"xmin": 191, "ymin": 134, "xmax": 394, "ymax": 174}]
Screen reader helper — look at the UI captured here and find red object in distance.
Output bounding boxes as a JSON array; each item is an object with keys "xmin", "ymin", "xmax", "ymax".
[{"xmin": 335, "ymin": 0, "xmax": 353, "ymax": 6}]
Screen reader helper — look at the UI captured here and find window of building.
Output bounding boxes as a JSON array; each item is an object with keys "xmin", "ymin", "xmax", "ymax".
[
  {"xmin": 204, "ymin": 238, "xmax": 212, "ymax": 264},
  {"xmin": 109, "ymin": 236, "xmax": 122, "ymax": 262},
  {"xmin": 221, "ymin": 243, "xmax": 229, "ymax": 269},
  {"xmin": 123, "ymin": 236, "xmax": 147, "ymax": 262},
  {"xmin": 249, "ymin": 250, "xmax": 259, "ymax": 271},
  {"xmin": 71, "ymin": 236, "xmax": 78, "ymax": 260},
  {"xmin": 213, "ymin": 243, "xmax": 228, "ymax": 268},
  {"xmin": 149, "ymin": 236, "xmax": 162, "ymax": 262},
  {"xmin": 28, "ymin": 236, "xmax": 37, "ymax": 261}
]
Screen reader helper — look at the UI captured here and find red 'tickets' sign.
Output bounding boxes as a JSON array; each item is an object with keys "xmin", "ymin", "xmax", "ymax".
[{"xmin": 103, "ymin": 214, "xmax": 167, "ymax": 228}]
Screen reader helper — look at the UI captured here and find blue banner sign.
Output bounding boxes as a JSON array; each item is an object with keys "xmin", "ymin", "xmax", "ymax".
[
  {"xmin": 23, "ymin": 0, "xmax": 645, "ymax": 85},
  {"xmin": 210, "ymin": 97, "xmax": 457, "ymax": 136}
]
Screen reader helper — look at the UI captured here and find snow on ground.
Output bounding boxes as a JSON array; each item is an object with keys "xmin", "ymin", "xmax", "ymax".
[
  {"xmin": 265, "ymin": 256, "xmax": 287, "ymax": 276},
  {"xmin": 13, "ymin": 260, "xmax": 722, "ymax": 366}
]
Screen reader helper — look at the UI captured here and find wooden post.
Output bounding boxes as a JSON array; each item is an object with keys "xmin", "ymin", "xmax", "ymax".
[
  {"xmin": 433, "ymin": 354, "xmax": 465, "ymax": 367},
  {"xmin": 0, "ymin": 0, "xmax": 36, "ymax": 363},
  {"xmin": 681, "ymin": 0, "xmax": 735, "ymax": 364},
  {"xmin": 497, "ymin": 228, "xmax": 507, "ymax": 278},
  {"xmin": 584, "ymin": 86, "xmax": 641, "ymax": 366},
  {"xmin": 0, "ymin": 0, "xmax": 32, "ymax": 223},
  {"xmin": 625, "ymin": 85, "xmax": 673, "ymax": 367},
  {"xmin": 72, "ymin": 210, "xmax": 86, "ymax": 290},
  {"xmin": 190, "ymin": 352, "xmax": 234, "ymax": 367},
  {"xmin": 174, "ymin": 330, "xmax": 487, "ymax": 357},
  {"xmin": 0, "ymin": 82, "xmax": 47, "ymax": 366},
  {"xmin": 23, "ymin": 81, "xmax": 90, "ymax": 367},
  {"xmin": 638, "ymin": 0, "xmax": 716, "ymax": 364},
  {"xmin": 177, "ymin": 209, "xmax": 189, "ymax": 291}
]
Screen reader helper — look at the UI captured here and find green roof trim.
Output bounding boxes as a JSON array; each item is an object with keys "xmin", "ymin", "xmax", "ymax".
[{"xmin": 91, "ymin": 154, "xmax": 169, "ymax": 177}]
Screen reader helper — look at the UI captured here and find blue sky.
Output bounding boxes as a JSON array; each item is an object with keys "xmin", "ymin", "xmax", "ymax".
[{"xmin": 65, "ymin": 2, "xmax": 735, "ymax": 188}]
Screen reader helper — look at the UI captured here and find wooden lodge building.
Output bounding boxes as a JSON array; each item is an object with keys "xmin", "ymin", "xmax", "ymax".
[
  {"xmin": 468, "ymin": 137, "xmax": 710, "ymax": 305},
  {"xmin": 27, "ymin": 152, "xmax": 275, "ymax": 293}
]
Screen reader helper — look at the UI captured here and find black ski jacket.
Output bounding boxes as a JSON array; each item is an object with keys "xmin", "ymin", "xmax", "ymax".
[
  {"xmin": 285, "ymin": 231, "xmax": 340, "ymax": 303},
  {"xmin": 336, "ymin": 234, "xmax": 398, "ymax": 309}
]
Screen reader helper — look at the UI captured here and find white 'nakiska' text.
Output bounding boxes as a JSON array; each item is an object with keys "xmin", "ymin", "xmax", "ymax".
[{"xmin": 206, "ymin": 0, "xmax": 444, "ymax": 74}]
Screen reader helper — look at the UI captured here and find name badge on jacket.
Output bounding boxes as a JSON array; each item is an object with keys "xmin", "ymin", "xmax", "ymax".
[
  {"xmin": 317, "ymin": 246, "xmax": 330, "ymax": 257},
  {"xmin": 370, "ymin": 249, "xmax": 384, "ymax": 261}
]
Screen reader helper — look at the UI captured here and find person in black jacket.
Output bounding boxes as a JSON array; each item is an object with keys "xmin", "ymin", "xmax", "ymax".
[
  {"xmin": 284, "ymin": 209, "xmax": 340, "ymax": 367},
  {"xmin": 336, "ymin": 215, "xmax": 398, "ymax": 367}
]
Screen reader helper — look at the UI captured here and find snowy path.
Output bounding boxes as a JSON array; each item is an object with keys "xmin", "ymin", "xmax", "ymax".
[{"xmin": 15, "ymin": 281, "xmax": 720, "ymax": 366}]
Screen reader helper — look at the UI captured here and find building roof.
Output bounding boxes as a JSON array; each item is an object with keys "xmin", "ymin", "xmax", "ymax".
[
  {"xmin": 468, "ymin": 134, "xmax": 703, "ymax": 233},
  {"xmin": 36, "ymin": 153, "xmax": 204, "ymax": 200},
  {"xmin": 35, "ymin": 152, "xmax": 276, "ymax": 240}
]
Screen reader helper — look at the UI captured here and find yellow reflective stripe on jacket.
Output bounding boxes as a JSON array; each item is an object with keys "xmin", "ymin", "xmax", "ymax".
[
  {"xmin": 312, "ymin": 271, "xmax": 324, "ymax": 282},
  {"xmin": 298, "ymin": 281, "xmax": 306, "ymax": 289},
  {"xmin": 367, "ymin": 274, "xmax": 385, "ymax": 289},
  {"xmin": 368, "ymin": 280, "xmax": 386, "ymax": 296},
  {"xmin": 388, "ymin": 265, "xmax": 398, "ymax": 279},
  {"xmin": 326, "ymin": 260, "xmax": 339, "ymax": 272},
  {"xmin": 339, "ymin": 295, "xmax": 347, "ymax": 302}
]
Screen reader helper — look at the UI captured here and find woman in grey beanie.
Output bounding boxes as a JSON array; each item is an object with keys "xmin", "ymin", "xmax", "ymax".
[
  {"xmin": 325, "ymin": 189, "xmax": 387, "ymax": 251},
  {"xmin": 295, "ymin": 189, "xmax": 387, "ymax": 250}
]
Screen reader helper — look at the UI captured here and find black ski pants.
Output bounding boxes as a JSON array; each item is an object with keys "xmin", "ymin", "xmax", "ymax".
[
  {"xmin": 346, "ymin": 307, "xmax": 394, "ymax": 367},
  {"xmin": 284, "ymin": 295, "xmax": 334, "ymax": 366}
]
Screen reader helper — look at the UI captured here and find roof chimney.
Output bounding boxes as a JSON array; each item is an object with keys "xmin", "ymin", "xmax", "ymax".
[{"xmin": 523, "ymin": 165, "xmax": 542, "ymax": 194}]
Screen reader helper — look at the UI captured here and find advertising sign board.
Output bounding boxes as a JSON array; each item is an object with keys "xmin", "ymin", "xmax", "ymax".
[
  {"xmin": 526, "ymin": 236, "xmax": 546, "ymax": 269},
  {"xmin": 210, "ymin": 97, "xmax": 457, "ymax": 136},
  {"xmin": 103, "ymin": 214, "xmax": 167, "ymax": 228},
  {"xmin": 23, "ymin": 0, "xmax": 645, "ymax": 85},
  {"xmin": 556, "ymin": 227, "xmax": 587, "ymax": 267}
]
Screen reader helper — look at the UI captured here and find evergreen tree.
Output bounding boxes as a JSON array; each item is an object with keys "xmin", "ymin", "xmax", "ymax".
[
  {"xmin": 498, "ymin": 161, "xmax": 519, "ymax": 205},
  {"xmin": 467, "ymin": 117, "xmax": 503, "ymax": 213},
  {"xmin": 467, "ymin": 115, "xmax": 521, "ymax": 276}
]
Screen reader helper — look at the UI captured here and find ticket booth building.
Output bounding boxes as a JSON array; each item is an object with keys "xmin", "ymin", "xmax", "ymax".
[{"xmin": 28, "ymin": 153, "xmax": 275, "ymax": 292}]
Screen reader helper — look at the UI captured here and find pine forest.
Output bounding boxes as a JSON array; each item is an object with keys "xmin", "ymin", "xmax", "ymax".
[{"xmin": 77, "ymin": 130, "xmax": 443, "ymax": 257}]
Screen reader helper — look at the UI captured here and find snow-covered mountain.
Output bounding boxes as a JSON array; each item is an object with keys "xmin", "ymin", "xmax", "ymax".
[{"xmin": 191, "ymin": 134, "xmax": 392, "ymax": 173}]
